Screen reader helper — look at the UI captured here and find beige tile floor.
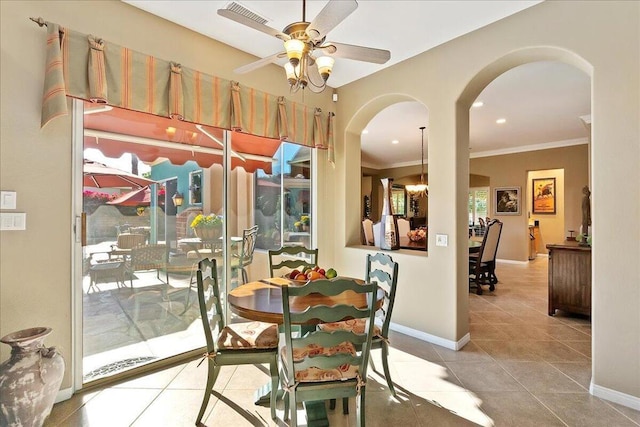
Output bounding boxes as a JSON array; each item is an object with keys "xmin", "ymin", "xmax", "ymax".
[{"xmin": 46, "ymin": 257, "xmax": 640, "ymax": 426}]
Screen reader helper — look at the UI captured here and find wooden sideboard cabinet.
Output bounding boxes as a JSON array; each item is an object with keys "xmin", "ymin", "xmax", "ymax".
[{"xmin": 547, "ymin": 241, "xmax": 591, "ymax": 316}]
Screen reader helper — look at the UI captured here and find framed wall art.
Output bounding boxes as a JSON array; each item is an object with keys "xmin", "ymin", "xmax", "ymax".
[
  {"xmin": 532, "ymin": 177, "xmax": 556, "ymax": 214},
  {"xmin": 494, "ymin": 187, "xmax": 521, "ymax": 215}
]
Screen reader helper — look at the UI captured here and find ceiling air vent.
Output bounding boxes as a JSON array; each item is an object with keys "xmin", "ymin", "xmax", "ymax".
[{"xmin": 225, "ymin": 2, "xmax": 268, "ymax": 25}]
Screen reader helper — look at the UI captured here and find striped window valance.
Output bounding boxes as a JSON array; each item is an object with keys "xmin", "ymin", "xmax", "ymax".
[{"xmin": 39, "ymin": 20, "xmax": 335, "ymax": 159}]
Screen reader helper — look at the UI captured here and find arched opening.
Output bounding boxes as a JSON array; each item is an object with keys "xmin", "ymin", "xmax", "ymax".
[{"xmin": 457, "ymin": 45, "xmax": 593, "ymax": 381}]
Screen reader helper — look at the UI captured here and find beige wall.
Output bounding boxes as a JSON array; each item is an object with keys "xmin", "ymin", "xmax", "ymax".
[
  {"xmin": 0, "ymin": 0, "xmax": 332, "ymax": 390},
  {"xmin": 470, "ymin": 145, "xmax": 588, "ymax": 260},
  {"xmin": 1, "ymin": 0, "xmax": 638, "ymax": 407},
  {"xmin": 333, "ymin": 0, "xmax": 639, "ymax": 403}
]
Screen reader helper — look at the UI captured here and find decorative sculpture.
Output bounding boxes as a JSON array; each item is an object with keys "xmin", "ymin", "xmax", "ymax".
[{"xmin": 580, "ymin": 186, "xmax": 591, "ymax": 246}]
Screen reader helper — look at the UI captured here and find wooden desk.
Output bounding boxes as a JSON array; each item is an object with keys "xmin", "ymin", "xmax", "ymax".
[{"xmin": 547, "ymin": 241, "xmax": 591, "ymax": 316}]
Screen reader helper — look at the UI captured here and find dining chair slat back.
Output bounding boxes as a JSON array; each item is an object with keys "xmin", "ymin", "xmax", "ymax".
[
  {"xmin": 195, "ymin": 257, "xmax": 278, "ymax": 424},
  {"xmin": 469, "ymin": 219, "xmax": 503, "ymax": 295},
  {"xmin": 268, "ymin": 246, "xmax": 318, "ymax": 277},
  {"xmin": 231, "ymin": 225, "xmax": 259, "ymax": 285},
  {"xmin": 280, "ymin": 278, "xmax": 378, "ymax": 427}
]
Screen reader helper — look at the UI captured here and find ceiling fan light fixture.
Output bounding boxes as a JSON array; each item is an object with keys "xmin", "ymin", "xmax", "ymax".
[
  {"xmin": 284, "ymin": 39, "xmax": 305, "ymax": 66},
  {"xmin": 315, "ymin": 56, "xmax": 335, "ymax": 81}
]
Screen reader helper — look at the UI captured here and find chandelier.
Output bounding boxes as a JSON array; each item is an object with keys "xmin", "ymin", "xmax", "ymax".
[
  {"xmin": 283, "ymin": 24, "xmax": 335, "ymax": 93},
  {"xmin": 406, "ymin": 126, "xmax": 428, "ymax": 198}
]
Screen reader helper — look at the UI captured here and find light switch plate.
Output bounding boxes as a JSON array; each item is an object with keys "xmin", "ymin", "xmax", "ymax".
[
  {"xmin": 1, "ymin": 191, "xmax": 17, "ymax": 209},
  {"xmin": 0, "ymin": 212, "xmax": 26, "ymax": 230},
  {"xmin": 435, "ymin": 233, "xmax": 448, "ymax": 247}
]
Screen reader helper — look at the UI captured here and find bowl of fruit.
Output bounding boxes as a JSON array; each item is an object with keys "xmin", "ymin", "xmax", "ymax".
[{"xmin": 285, "ymin": 266, "xmax": 338, "ymax": 284}]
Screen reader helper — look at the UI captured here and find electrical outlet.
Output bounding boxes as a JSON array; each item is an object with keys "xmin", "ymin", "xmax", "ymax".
[{"xmin": 435, "ymin": 233, "xmax": 448, "ymax": 247}]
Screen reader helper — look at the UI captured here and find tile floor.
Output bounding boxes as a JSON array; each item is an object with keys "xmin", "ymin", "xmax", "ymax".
[{"xmin": 46, "ymin": 258, "xmax": 640, "ymax": 426}]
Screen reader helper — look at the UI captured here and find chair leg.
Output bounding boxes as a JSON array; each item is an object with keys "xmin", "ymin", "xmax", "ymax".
[
  {"xmin": 195, "ymin": 362, "xmax": 220, "ymax": 425},
  {"xmin": 269, "ymin": 357, "xmax": 278, "ymax": 420},
  {"xmin": 241, "ymin": 268, "xmax": 248, "ymax": 285},
  {"xmin": 381, "ymin": 341, "xmax": 396, "ymax": 396},
  {"xmin": 356, "ymin": 386, "xmax": 366, "ymax": 427},
  {"xmin": 283, "ymin": 391, "xmax": 290, "ymax": 421},
  {"xmin": 289, "ymin": 390, "xmax": 298, "ymax": 427}
]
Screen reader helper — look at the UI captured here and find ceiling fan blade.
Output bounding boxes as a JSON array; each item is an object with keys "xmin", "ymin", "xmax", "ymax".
[
  {"xmin": 218, "ymin": 8, "xmax": 289, "ymax": 40},
  {"xmin": 306, "ymin": 0, "xmax": 358, "ymax": 42},
  {"xmin": 234, "ymin": 52, "xmax": 287, "ymax": 75},
  {"xmin": 320, "ymin": 42, "xmax": 390, "ymax": 64}
]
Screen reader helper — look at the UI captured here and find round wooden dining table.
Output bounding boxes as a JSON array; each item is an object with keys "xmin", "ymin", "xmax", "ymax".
[{"xmin": 228, "ymin": 277, "xmax": 385, "ymax": 324}]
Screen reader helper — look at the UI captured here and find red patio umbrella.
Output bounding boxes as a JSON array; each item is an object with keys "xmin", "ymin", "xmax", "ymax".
[
  {"xmin": 83, "ymin": 161, "xmax": 156, "ymax": 189},
  {"xmin": 107, "ymin": 186, "xmax": 151, "ymax": 206}
]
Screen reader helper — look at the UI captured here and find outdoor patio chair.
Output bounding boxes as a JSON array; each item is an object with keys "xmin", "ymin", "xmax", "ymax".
[
  {"xmin": 125, "ymin": 244, "xmax": 169, "ymax": 288},
  {"xmin": 268, "ymin": 246, "xmax": 318, "ymax": 278},
  {"xmin": 110, "ymin": 233, "xmax": 147, "ymax": 259},
  {"xmin": 319, "ymin": 252, "xmax": 399, "ymax": 413},
  {"xmin": 280, "ymin": 278, "xmax": 378, "ymax": 427},
  {"xmin": 195, "ymin": 257, "xmax": 278, "ymax": 424},
  {"xmin": 230, "ymin": 225, "xmax": 258, "ymax": 285}
]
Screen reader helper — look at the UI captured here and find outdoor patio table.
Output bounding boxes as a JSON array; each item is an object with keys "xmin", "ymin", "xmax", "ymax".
[{"xmin": 88, "ymin": 260, "xmax": 126, "ymax": 293}]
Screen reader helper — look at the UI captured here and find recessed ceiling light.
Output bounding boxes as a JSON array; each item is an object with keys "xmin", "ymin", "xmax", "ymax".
[
  {"xmin": 496, "ymin": 118, "xmax": 506, "ymax": 124},
  {"xmin": 392, "ymin": 140, "xmax": 399, "ymax": 144},
  {"xmin": 472, "ymin": 101, "xmax": 484, "ymax": 108},
  {"xmin": 361, "ymin": 129, "xmax": 369, "ymax": 134}
]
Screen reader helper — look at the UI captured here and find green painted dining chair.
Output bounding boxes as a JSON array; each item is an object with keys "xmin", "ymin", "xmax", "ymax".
[
  {"xmin": 195, "ymin": 257, "xmax": 279, "ymax": 425},
  {"xmin": 319, "ymin": 252, "xmax": 399, "ymax": 413},
  {"xmin": 268, "ymin": 246, "xmax": 318, "ymax": 278},
  {"xmin": 280, "ymin": 278, "xmax": 378, "ymax": 427}
]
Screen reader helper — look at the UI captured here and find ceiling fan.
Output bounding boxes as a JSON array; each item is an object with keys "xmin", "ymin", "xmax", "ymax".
[{"xmin": 218, "ymin": 0, "xmax": 391, "ymax": 93}]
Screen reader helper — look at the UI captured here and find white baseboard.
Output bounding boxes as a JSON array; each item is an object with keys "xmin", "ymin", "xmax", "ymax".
[
  {"xmin": 389, "ymin": 322, "xmax": 470, "ymax": 350},
  {"xmin": 590, "ymin": 382, "xmax": 640, "ymax": 411},
  {"xmin": 537, "ymin": 253, "xmax": 549, "ymax": 258},
  {"xmin": 496, "ymin": 258, "xmax": 528, "ymax": 265},
  {"xmin": 55, "ymin": 387, "xmax": 73, "ymax": 403}
]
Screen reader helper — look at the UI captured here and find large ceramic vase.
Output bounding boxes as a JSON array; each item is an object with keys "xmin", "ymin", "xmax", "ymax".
[
  {"xmin": 0, "ymin": 327, "xmax": 65, "ymax": 427},
  {"xmin": 379, "ymin": 178, "xmax": 400, "ymax": 250}
]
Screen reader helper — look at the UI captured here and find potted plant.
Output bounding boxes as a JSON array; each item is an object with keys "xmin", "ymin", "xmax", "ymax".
[
  {"xmin": 300, "ymin": 215, "xmax": 310, "ymax": 232},
  {"xmin": 190, "ymin": 213, "xmax": 223, "ymax": 240}
]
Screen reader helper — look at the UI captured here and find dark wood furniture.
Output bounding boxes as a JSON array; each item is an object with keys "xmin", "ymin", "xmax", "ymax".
[
  {"xmin": 410, "ymin": 216, "xmax": 426, "ymax": 229},
  {"xmin": 547, "ymin": 241, "xmax": 591, "ymax": 316}
]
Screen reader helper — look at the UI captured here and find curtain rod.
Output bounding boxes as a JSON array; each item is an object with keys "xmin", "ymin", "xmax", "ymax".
[{"xmin": 29, "ymin": 17, "xmax": 47, "ymax": 27}]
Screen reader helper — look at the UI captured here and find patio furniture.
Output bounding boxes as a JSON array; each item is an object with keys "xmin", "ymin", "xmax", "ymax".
[
  {"xmin": 268, "ymin": 246, "xmax": 318, "ymax": 278},
  {"xmin": 195, "ymin": 257, "xmax": 278, "ymax": 425},
  {"xmin": 469, "ymin": 219, "xmax": 503, "ymax": 295},
  {"xmin": 110, "ymin": 233, "xmax": 147, "ymax": 259},
  {"xmin": 280, "ymin": 278, "xmax": 378, "ymax": 427},
  {"xmin": 125, "ymin": 244, "xmax": 169, "ymax": 288},
  {"xmin": 87, "ymin": 253, "xmax": 126, "ymax": 293},
  {"xmin": 230, "ymin": 225, "xmax": 258, "ymax": 285}
]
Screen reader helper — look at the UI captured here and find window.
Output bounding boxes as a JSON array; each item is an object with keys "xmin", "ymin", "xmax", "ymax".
[
  {"xmin": 391, "ymin": 185, "xmax": 407, "ymax": 216},
  {"xmin": 189, "ymin": 170, "xmax": 202, "ymax": 205},
  {"xmin": 254, "ymin": 142, "xmax": 313, "ymax": 250},
  {"xmin": 469, "ymin": 187, "xmax": 489, "ymax": 225}
]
